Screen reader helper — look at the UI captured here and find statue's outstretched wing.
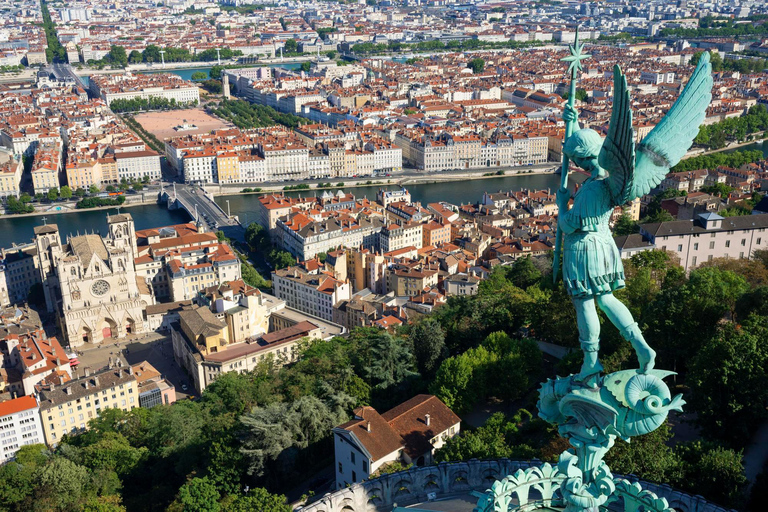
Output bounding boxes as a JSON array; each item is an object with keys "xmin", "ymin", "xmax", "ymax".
[
  {"xmin": 598, "ymin": 65, "xmax": 635, "ymax": 205},
  {"xmin": 630, "ymin": 52, "xmax": 713, "ymax": 200}
]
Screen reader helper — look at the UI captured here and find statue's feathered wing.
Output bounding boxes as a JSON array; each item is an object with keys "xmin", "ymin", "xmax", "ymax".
[{"xmin": 599, "ymin": 52, "xmax": 713, "ymax": 205}]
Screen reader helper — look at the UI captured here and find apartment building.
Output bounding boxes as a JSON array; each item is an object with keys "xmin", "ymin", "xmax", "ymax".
[
  {"xmin": 639, "ymin": 212, "xmax": 768, "ymax": 271},
  {"xmin": 272, "ymin": 267, "xmax": 351, "ymax": 322},
  {"xmin": 379, "ymin": 223, "xmax": 423, "ymax": 253},
  {"xmin": 115, "ymin": 150, "xmax": 162, "ymax": 181},
  {"xmin": 0, "ymin": 396, "xmax": 45, "ymax": 462},
  {"xmin": 387, "ymin": 267, "xmax": 439, "ymax": 297},
  {"xmin": 422, "ymin": 220, "xmax": 451, "ymax": 247},
  {"xmin": 0, "ymin": 159, "xmax": 22, "ymax": 198},
  {"xmin": 183, "ymin": 150, "xmax": 217, "ymax": 184},
  {"xmin": 37, "ymin": 366, "xmax": 139, "ymax": 446},
  {"xmin": 31, "ymin": 141, "xmax": 62, "ymax": 195},
  {"xmin": 276, "ymin": 212, "xmax": 384, "ymax": 261}
]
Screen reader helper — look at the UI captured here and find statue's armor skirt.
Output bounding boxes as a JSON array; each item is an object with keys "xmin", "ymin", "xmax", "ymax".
[{"xmin": 563, "ymin": 229, "xmax": 625, "ymax": 298}]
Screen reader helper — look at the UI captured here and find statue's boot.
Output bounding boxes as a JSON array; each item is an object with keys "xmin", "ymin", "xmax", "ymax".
[
  {"xmin": 574, "ymin": 339, "xmax": 603, "ymax": 388},
  {"xmin": 621, "ymin": 322, "xmax": 656, "ymax": 373}
]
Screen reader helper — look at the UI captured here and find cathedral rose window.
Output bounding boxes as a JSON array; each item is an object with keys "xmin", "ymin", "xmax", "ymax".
[{"xmin": 91, "ymin": 280, "xmax": 110, "ymax": 296}]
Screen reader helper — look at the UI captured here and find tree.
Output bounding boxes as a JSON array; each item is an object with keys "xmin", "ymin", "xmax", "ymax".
[
  {"xmin": 60, "ymin": 185, "xmax": 73, "ymax": 200},
  {"xmin": 108, "ymin": 45, "xmax": 128, "ymax": 67},
  {"xmin": 605, "ymin": 421, "xmax": 682, "ymax": 484},
  {"xmin": 47, "ymin": 188, "xmax": 58, "ymax": 201},
  {"xmin": 688, "ymin": 318, "xmax": 768, "ymax": 446},
  {"xmin": 435, "ymin": 410, "xmax": 539, "ymax": 462},
  {"xmin": 75, "ymin": 187, "xmax": 87, "ymax": 197},
  {"xmin": 226, "ymin": 488, "xmax": 291, "ymax": 512},
  {"xmin": 468, "ymin": 57, "xmax": 485, "ymax": 73},
  {"xmin": 176, "ymin": 477, "xmax": 220, "ymax": 512},
  {"xmin": 18, "ymin": 192, "xmax": 31, "ymax": 204},
  {"xmin": 191, "ymin": 71, "xmax": 208, "ymax": 81},
  {"xmin": 284, "ymin": 39, "xmax": 298, "ymax": 53},
  {"xmin": 676, "ymin": 441, "xmax": 747, "ymax": 506},
  {"xmin": 300, "ymin": 61, "xmax": 311, "ymax": 72},
  {"xmin": 89, "ymin": 184, "xmax": 101, "ymax": 194},
  {"xmin": 269, "ymin": 249, "xmax": 296, "ymax": 270},
  {"xmin": 36, "ymin": 456, "xmax": 89, "ymax": 510},
  {"xmin": 409, "ymin": 318, "xmax": 447, "ymax": 376},
  {"xmin": 143, "ymin": 44, "xmax": 160, "ymax": 63},
  {"xmin": 128, "ymin": 50, "xmax": 142, "ymax": 64},
  {"xmin": 613, "ymin": 212, "xmax": 638, "ymax": 236}
]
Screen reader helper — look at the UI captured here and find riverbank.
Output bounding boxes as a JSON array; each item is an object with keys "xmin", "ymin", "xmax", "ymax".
[
  {"xmin": 1, "ymin": 193, "xmax": 156, "ymax": 219},
  {"xmin": 209, "ymin": 166, "xmax": 558, "ymax": 197},
  {"xmin": 684, "ymin": 138, "xmax": 767, "ymax": 158}
]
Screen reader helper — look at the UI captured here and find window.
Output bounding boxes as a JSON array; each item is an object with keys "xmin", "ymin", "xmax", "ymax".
[
  {"xmin": 693, "ymin": 243, "xmax": 698, "ymax": 250},
  {"xmin": 709, "ymin": 241, "xmax": 715, "ymax": 249},
  {"xmin": 352, "ymin": 471, "xmax": 357, "ymax": 482},
  {"xmin": 677, "ymin": 245, "xmax": 682, "ymax": 252},
  {"xmin": 708, "ymin": 255, "xmax": 713, "ymax": 261},
  {"xmin": 692, "ymin": 256, "xmax": 697, "ymax": 266},
  {"xmin": 351, "ymin": 452, "xmax": 355, "ymax": 464},
  {"xmin": 338, "ymin": 462, "xmax": 343, "ymax": 474},
  {"xmin": 740, "ymin": 252, "xmax": 745, "ymax": 259},
  {"xmin": 726, "ymin": 240, "xmax": 730, "ymax": 248},
  {"xmin": 758, "ymin": 238, "xmax": 762, "ymax": 245},
  {"xmin": 741, "ymin": 239, "xmax": 746, "ymax": 246}
]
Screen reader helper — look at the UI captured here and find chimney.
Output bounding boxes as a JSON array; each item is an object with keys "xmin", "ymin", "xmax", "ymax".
[
  {"xmin": 65, "ymin": 386, "xmax": 72, "ymax": 395},
  {"xmin": 93, "ymin": 376, "xmax": 99, "ymax": 387},
  {"xmin": 51, "ymin": 347, "xmax": 56, "ymax": 357},
  {"xmin": 127, "ymin": 366, "xmax": 133, "ymax": 375},
  {"xmin": 366, "ymin": 421, "xmax": 371, "ymax": 433},
  {"xmin": 84, "ymin": 381, "xmax": 89, "ymax": 389},
  {"xmin": 425, "ymin": 414, "xmax": 431, "ymax": 426},
  {"xmin": 84, "ymin": 367, "xmax": 90, "ymax": 377}
]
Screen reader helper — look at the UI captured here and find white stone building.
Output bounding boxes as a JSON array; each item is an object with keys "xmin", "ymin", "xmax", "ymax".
[
  {"xmin": 271, "ymin": 267, "xmax": 351, "ymax": 322},
  {"xmin": 333, "ymin": 395, "xmax": 460, "ymax": 489},
  {"xmin": 115, "ymin": 150, "xmax": 162, "ymax": 181},
  {"xmin": 0, "ymin": 396, "xmax": 45, "ymax": 461}
]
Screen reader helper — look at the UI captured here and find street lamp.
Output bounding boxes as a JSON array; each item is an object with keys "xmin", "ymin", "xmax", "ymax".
[{"xmin": 226, "ymin": 199, "xmax": 230, "ymax": 218}]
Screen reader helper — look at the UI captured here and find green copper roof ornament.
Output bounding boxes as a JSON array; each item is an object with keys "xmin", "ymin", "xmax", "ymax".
[{"xmin": 475, "ymin": 38, "xmax": 714, "ymax": 512}]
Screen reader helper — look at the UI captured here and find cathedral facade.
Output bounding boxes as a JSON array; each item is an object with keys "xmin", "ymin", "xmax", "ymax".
[{"xmin": 35, "ymin": 214, "xmax": 154, "ymax": 347}]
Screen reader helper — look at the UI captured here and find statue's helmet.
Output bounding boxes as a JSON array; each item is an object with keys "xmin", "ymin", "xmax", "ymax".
[{"xmin": 564, "ymin": 128, "xmax": 603, "ymax": 161}]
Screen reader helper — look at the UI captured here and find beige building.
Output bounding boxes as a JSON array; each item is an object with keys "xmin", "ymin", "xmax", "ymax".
[
  {"xmin": 0, "ymin": 159, "xmax": 22, "ymax": 198},
  {"xmin": 37, "ymin": 366, "xmax": 139, "ymax": 446}
]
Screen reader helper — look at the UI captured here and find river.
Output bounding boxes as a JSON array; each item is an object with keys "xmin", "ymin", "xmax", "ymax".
[
  {"xmin": 0, "ymin": 173, "xmax": 573, "ymax": 249},
  {"xmin": 215, "ymin": 172, "xmax": 581, "ymax": 226}
]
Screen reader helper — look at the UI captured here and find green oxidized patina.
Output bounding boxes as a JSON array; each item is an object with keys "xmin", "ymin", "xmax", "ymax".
[{"xmin": 474, "ymin": 29, "xmax": 713, "ymax": 512}]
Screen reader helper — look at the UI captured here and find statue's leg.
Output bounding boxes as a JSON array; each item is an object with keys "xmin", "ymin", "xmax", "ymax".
[
  {"xmin": 573, "ymin": 296, "xmax": 603, "ymax": 386},
  {"xmin": 595, "ymin": 293, "xmax": 656, "ymax": 373}
]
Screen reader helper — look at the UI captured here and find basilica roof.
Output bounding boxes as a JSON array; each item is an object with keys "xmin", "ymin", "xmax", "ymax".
[{"xmin": 69, "ymin": 234, "xmax": 109, "ymax": 263}]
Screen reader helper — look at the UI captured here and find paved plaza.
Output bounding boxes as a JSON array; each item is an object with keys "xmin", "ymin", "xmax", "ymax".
[{"xmin": 74, "ymin": 332, "xmax": 195, "ymax": 400}]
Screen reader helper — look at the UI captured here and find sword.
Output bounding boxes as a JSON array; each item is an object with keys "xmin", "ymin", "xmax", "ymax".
[{"xmin": 553, "ymin": 27, "xmax": 590, "ymax": 284}]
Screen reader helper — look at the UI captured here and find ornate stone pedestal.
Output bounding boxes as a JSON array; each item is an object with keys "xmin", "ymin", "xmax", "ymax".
[{"xmin": 473, "ymin": 369, "xmax": 684, "ymax": 512}]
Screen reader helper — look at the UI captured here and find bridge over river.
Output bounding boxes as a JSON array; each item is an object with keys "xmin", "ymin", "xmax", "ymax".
[{"xmin": 161, "ymin": 183, "xmax": 245, "ymax": 243}]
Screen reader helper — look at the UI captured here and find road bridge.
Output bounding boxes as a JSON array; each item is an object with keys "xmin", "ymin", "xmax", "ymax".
[
  {"xmin": 161, "ymin": 183, "xmax": 245, "ymax": 242},
  {"xmin": 51, "ymin": 63, "xmax": 88, "ymax": 91}
]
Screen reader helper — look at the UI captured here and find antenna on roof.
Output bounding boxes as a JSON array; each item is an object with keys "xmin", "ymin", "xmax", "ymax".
[{"xmin": 41, "ymin": 216, "xmax": 47, "ymax": 225}]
